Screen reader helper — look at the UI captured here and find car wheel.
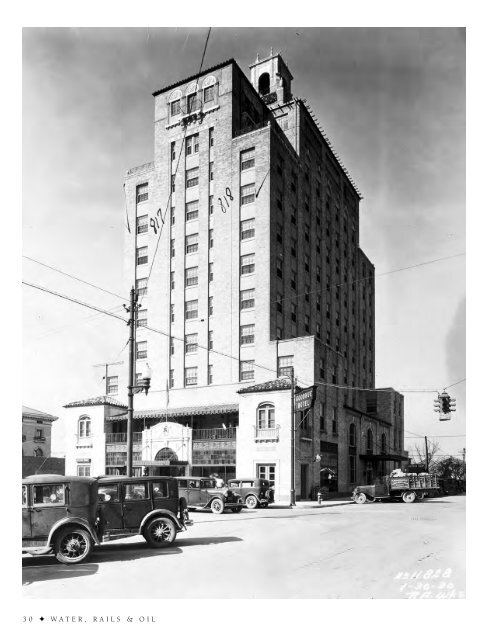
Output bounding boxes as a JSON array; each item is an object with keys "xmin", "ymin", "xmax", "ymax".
[
  {"xmin": 54, "ymin": 527, "xmax": 93, "ymax": 564},
  {"xmin": 354, "ymin": 492, "xmax": 367, "ymax": 504},
  {"xmin": 210, "ymin": 498, "xmax": 225, "ymax": 514},
  {"xmin": 231, "ymin": 506, "xmax": 242, "ymax": 513},
  {"xmin": 402, "ymin": 491, "xmax": 416, "ymax": 503},
  {"xmin": 245, "ymin": 495, "xmax": 258, "ymax": 509},
  {"xmin": 144, "ymin": 517, "xmax": 177, "ymax": 547}
]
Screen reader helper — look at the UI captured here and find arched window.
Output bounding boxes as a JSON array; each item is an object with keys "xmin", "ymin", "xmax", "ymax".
[
  {"xmin": 349, "ymin": 423, "xmax": 356, "ymax": 447},
  {"xmin": 258, "ymin": 72, "xmax": 270, "ymax": 96},
  {"xmin": 381, "ymin": 433, "xmax": 386, "ymax": 454},
  {"xmin": 155, "ymin": 447, "xmax": 178, "ymax": 462},
  {"xmin": 34, "ymin": 447, "xmax": 43, "ymax": 457},
  {"xmin": 257, "ymin": 403, "xmax": 275, "ymax": 429},
  {"xmin": 78, "ymin": 415, "xmax": 91, "ymax": 439},
  {"xmin": 169, "ymin": 89, "xmax": 182, "ymax": 102},
  {"xmin": 367, "ymin": 428, "xmax": 373, "ymax": 453}
]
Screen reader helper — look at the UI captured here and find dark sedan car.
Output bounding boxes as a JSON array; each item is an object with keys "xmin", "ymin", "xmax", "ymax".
[
  {"xmin": 227, "ymin": 478, "xmax": 275, "ymax": 509},
  {"xmin": 177, "ymin": 477, "xmax": 242, "ymax": 514}
]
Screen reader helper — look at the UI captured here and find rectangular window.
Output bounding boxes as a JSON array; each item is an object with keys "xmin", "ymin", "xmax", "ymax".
[
  {"xmin": 240, "ymin": 253, "xmax": 255, "ymax": 275},
  {"xmin": 209, "ymin": 262, "xmax": 213, "ymax": 282},
  {"xmin": 208, "ymin": 330, "xmax": 213, "ymax": 350},
  {"xmin": 169, "ymin": 369, "xmax": 175, "ymax": 388},
  {"xmin": 170, "ymin": 337, "xmax": 174, "ymax": 355},
  {"xmin": 170, "ymin": 303, "xmax": 175, "ymax": 323},
  {"xmin": 185, "ymin": 367, "xmax": 198, "ymax": 386},
  {"xmin": 106, "ymin": 375, "xmax": 118, "ymax": 395},
  {"xmin": 240, "ymin": 288, "xmax": 255, "ymax": 309},
  {"xmin": 33, "ymin": 484, "xmax": 66, "ymax": 505},
  {"xmin": 241, "ymin": 183, "xmax": 256, "ymax": 205},
  {"xmin": 209, "ymin": 162, "xmax": 214, "ymax": 181},
  {"xmin": 77, "ymin": 465, "xmax": 91, "ymax": 477},
  {"xmin": 209, "ymin": 127, "xmax": 214, "ymax": 146},
  {"xmin": 278, "ymin": 355, "xmax": 293, "ymax": 378},
  {"xmin": 291, "ymin": 303, "xmax": 297, "ymax": 322},
  {"xmin": 170, "ymin": 100, "xmax": 181, "ymax": 116},
  {"xmin": 241, "ymin": 148, "xmax": 255, "ymax": 171},
  {"xmin": 136, "ymin": 183, "xmax": 149, "ymax": 203},
  {"xmin": 204, "ymin": 86, "xmax": 215, "ymax": 103},
  {"xmin": 208, "ymin": 296, "xmax": 213, "ymax": 316},
  {"xmin": 185, "ymin": 300, "xmax": 198, "ymax": 320},
  {"xmin": 241, "ymin": 218, "xmax": 255, "ymax": 240},
  {"xmin": 208, "ymin": 364, "xmax": 213, "ymax": 384},
  {"xmin": 137, "ymin": 341, "xmax": 147, "ymax": 359},
  {"xmin": 185, "ymin": 233, "xmax": 199, "ymax": 254},
  {"xmin": 171, "ymin": 206, "xmax": 175, "ymax": 225},
  {"xmin": 185, "ymin": 200, "xmax": 199, "ymax": 221},
  {"xmin": 137, "ymin": 215, "xmax": 148, "ymax": 234},
  {"xmin": 136, "ymin": 277, "xmax": 148, "ymax": 298},
  {"xmin": 186, "ymin": 134, "xmax": 199, "ymax": 156},
  {"xmin": 240, "ymin": 360, "xmax": 255, "ymax": 381},
  {"xmin": 185, "ymin": 266, "xmax": 198, "ymax": 287},
  {"xmin": 276, "ymin": 257, "xmax": 283, "ymax": 278},
  {"xmin": 170, "ymin": 271, "xmax": 175, "ymax": 291},
  {"xmin": 137, "ymin": 308, "xmax": 147, "ymax": 328},
  {"xmin": 185, "ymin": 333, "xmax": 198, "ymax": 354},
  {"xmin": 209, "ymin": 195, "xmax": 214, "ymax": 215},
  {"xmin": 209, "ymin": 229, "xmax": 214, "ymax": 249},
  {"xmin": 186, "ymin": 167, "xmax": 199, "ymax": 188},
  {"xmin": 319, "ymin": 358, "xmax": 326, "ymax": 379},
  {"xmin": 240, "ymin": 324, "xmax": 255, "ymax": 345},
  {"xmin": 171, "ymin": 141, "xmax": 176, "ymax": 161},
  {"xmin": 187, "ymin": 93, "xmax": 198, "ymax": 113},
  {"xmin": 304, "ymin": 315, "xmax": 310, "ymax": 332},
  {"xmin": 136, "ymin": 246, "xmax": 148, "ymax": 266},
  {"xmin": 170, "ymin": 238, "xmax": 175, "ymax": 258}
]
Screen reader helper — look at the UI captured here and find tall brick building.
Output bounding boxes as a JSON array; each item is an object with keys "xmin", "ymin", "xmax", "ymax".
[{"xmin": 64, "ymin": 52, "xmax": 406, "ymax": 498}]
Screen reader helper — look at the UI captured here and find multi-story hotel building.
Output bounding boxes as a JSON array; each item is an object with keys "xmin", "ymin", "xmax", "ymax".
[{"xmin": 64, "ymin": 53, "xmax": 407, "ymax": 499}]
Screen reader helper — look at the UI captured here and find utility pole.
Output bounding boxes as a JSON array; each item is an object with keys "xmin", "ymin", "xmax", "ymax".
[
  {"xmin": 425, "ymin": 435, "xmax": 429, "ymax": 473},
  {"xmin": 290, "ymin": 367, "xmax": 296, "ymax": 507},
  {"xmin": 126, "ymin": 287, "xmax": 137, "ymax": 477}
]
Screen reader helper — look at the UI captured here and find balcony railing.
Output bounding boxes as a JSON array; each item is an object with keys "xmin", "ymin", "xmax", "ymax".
[
  {"xmin": 105, "ymin": 433, "xmax": 143, "ymax": 444},
  {"xmin": 192, "ymin": 427, "xmax": 237, "ymax": 441},
  {"xmin": 255, "ymin": 426, "xmax": 280, "ymax": 442}
]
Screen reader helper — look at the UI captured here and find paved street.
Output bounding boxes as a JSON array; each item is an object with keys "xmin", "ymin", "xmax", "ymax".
[{"xmin": 22, "ymin": 496, "xmax": 465, "ymax": 599}]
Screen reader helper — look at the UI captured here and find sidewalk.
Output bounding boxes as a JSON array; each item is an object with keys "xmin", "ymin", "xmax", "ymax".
[{"xmin": 271, "ymin": 498, "xmax": 353, "ymax": 509}]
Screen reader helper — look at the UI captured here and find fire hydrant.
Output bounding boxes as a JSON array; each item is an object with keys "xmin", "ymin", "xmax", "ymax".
[{"xmin": 317, "ymin": 491, "xmax": 323, "ymax": 504}]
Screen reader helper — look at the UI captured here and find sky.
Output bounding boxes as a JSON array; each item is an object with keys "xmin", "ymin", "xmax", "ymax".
[{"xmin": 22, "ymin": 27, "xmax": 466, "ymax": 459}]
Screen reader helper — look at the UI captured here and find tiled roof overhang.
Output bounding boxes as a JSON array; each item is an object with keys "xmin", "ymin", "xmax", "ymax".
[
  {"xmin": 107, "ymin": 403, "xmax": 239, "ymax": 422},
  {"xmin": 152, "ymin": 58, "xmax": 236, "ymax": 97},
  {"xmin": 237, "ymin": 379, "xmax": 301, "ymax": 394},
  {"xmin": 63, "ymin": 396, "xmax": 128, "ymax": 409}
]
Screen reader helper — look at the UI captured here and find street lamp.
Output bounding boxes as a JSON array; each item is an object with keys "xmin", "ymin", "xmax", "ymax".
[{"xmin": 278, "ymin": 367, "xmax": 296, "ymax": 507}]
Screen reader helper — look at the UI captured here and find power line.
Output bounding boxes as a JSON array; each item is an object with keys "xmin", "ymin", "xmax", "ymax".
[
  {"xmin": 271, "ymin": 252, "xmax": 465, "ymax": 307},
  {"xmin": 23, "ymin": 255, "xmax": 127, "ymax": 301},
  {"xmin": 142, "ymin": 27, "xmax": 213, "ymax": 304},
  {"xmin": 444, "ymin": 377, "xmax": 466, "ymax": 390},
  {"xmin": 23, "ymin": 281, "xmax": 128, "ymax": 324}
]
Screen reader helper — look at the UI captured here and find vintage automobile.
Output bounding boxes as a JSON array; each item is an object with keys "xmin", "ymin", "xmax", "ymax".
[
  {"xmin": 176, "ymin": 476, "xmax": 242, "ymax": 514},
  {"xmin": 352, "ymin": 473, "xmax": 440, "ymax": 504},
  {"xmin": 227, "ymin": 478, "xmax": 275, "ymax": 509},
  {"xmin": 96, "ymin": 475, "xmax": 192, "ymax": 546},
  {"xmin": 22, "ymin": 474, "xmax": 100, "ymax": 564}
]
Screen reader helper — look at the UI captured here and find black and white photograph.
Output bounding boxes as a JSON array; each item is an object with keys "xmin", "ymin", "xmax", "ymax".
[{"xmin": 9, "ymin": 4, "xmax": 486, "ymax": 632}]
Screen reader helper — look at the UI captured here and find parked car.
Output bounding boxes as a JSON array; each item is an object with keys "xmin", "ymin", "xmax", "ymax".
[
  {"xmin": 176, "ymin": 476, "xmax": 242, "ymax": 514},
  {"xmin": 22, "ymin": 474, "xmax": 100, "ymax": 564},
  {"xmin": 96, "ymin": 475, "xmax": 191, "ymax": 546},
  {"xmin": 227, "ymin": 478, "xmax": 275, "ymax": 509}
]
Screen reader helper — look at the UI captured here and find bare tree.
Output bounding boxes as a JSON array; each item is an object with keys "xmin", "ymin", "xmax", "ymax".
[{"xmin": 412, "ymin": 440, "xmax": 441, "ymax": 470}]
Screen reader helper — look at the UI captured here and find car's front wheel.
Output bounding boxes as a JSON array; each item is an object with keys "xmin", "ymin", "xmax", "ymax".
[
  {"xmin": 144, "ymin": 517, "xmax": 177, "ymax": 547},
  {"xmin": 245, "ymin": 495, "xmax": 258, "ymax": 509},
  {"xmin": 54, "ymin": 527, "xmax": 93, "ymax": 564},
  {"xmin": 210, "ymin": 498, "xmax": 225, "ymax": 514},
  {"xmin": 354, "ymin": 492, "xmax": 367, "ymax": 504}
]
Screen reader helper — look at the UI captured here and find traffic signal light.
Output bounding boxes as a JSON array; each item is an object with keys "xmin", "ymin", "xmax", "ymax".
[
  {"xmin": 449, "ymin": 397, "xmax": 457, "ymax": 412},
  {"xmin": 441, "ymin": 394, "xmax": 450, "ymax": 413},
  {"xmin": 433, "ymin": 397, "xmax": 441, "ymax": 412}
]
